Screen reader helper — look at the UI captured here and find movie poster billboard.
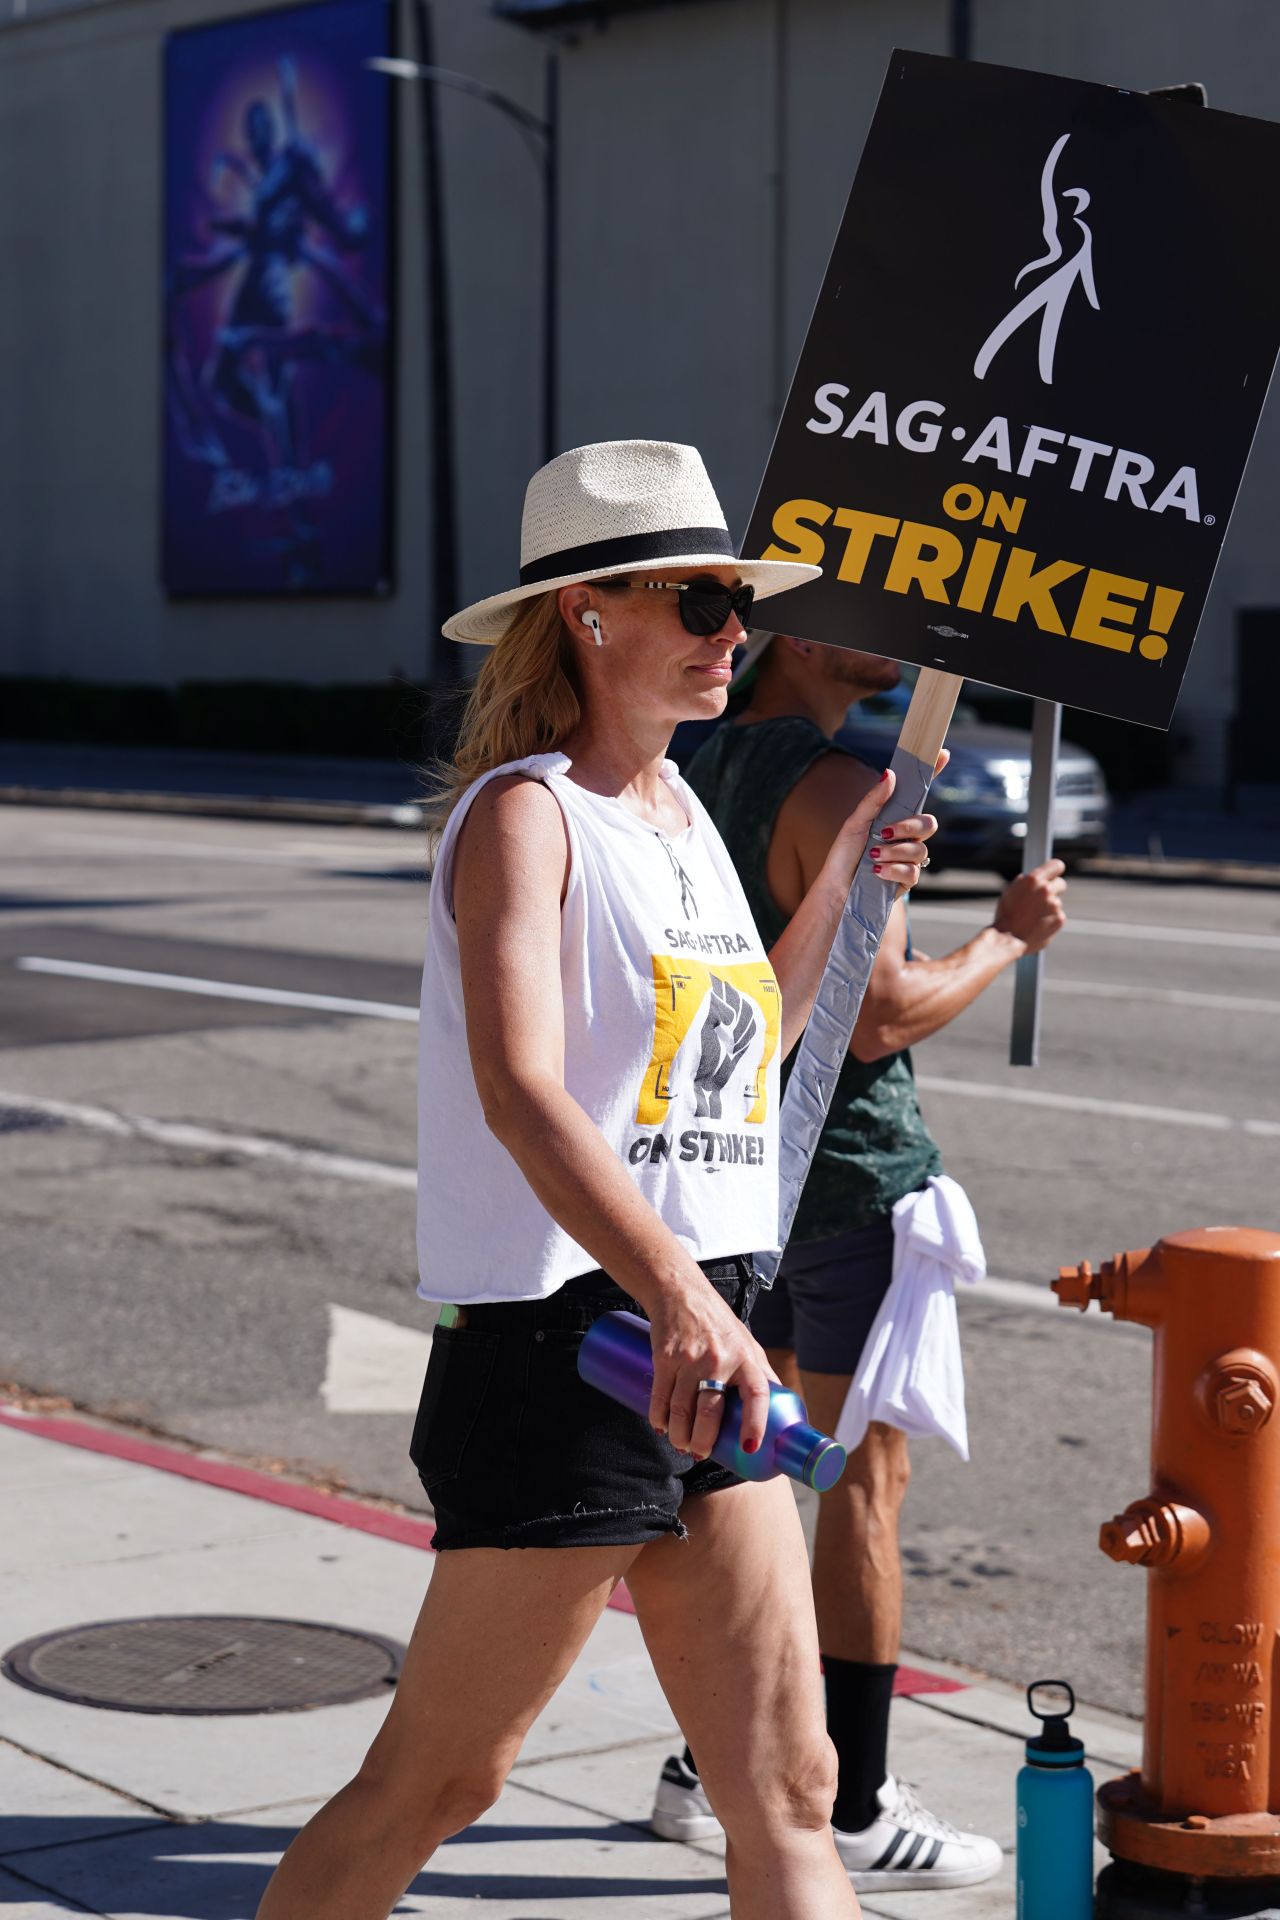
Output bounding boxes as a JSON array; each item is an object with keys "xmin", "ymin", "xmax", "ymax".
[
  {"xmin": 744, "ymin": 53, "xmax": 1280, "ymax": 729},
  {"xmin": 163, "ymin": 0, "xmax": 394, "ymax": 596}
]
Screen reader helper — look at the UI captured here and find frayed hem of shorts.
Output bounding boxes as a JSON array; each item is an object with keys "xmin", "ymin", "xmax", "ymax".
[{"xmin": 431, "ymin": 1501, "xmax": 688, "ymax": 1551}]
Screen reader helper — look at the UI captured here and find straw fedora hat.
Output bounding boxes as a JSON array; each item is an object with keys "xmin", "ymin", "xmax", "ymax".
[{"xmin": 442, "ymin": 439, "xmax": 821, "ymax": 644}]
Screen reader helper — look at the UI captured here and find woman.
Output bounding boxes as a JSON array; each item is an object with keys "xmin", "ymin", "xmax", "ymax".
[{"xmin": 257, "ymin": 440, "xmax": 938, "ymax": 1920}]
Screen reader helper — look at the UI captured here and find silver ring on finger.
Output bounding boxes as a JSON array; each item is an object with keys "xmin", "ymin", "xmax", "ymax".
[
  {"xmin": 697, "ymin": 1378, "xmax": 727, "ymax": 1396},
  {"xmin": 920, "ymin": 851, "xmax": 930, "ymax": 867}
]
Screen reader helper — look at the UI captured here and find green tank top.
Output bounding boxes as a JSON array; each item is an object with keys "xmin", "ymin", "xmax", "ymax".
[{"xmin": 684, "ymin": 715, "xmax": 942, "ymax": 1242}]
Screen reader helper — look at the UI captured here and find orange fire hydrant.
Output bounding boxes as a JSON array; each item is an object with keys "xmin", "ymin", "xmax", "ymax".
[{"xmin": 1055, "ymin": 1228, "xmax": 1280, "ymax": 1897}]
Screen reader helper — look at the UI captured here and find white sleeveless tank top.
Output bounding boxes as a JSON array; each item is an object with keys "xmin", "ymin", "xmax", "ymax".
[{"xmin": 417, "ymin": 751, "xmax": 782, "ymax": 1302}]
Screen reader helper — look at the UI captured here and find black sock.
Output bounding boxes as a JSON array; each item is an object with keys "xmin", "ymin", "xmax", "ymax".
[
  {"xmin": 825, "ymin": 1657, "xmax": 896, "ymax": 1834},
  {"xmin": 682, "ymin": 1743, "xmax": 698, "ymax": 1775}
]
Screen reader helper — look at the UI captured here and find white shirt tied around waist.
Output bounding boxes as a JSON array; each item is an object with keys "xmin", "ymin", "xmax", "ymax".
[
  {"xmin": 417, "ymin": 751, "xmax": 782, "ymax": 1304},
  {"xmin": 835, "ymin": 1174, "xmax": 986, "ymax": 1462}
]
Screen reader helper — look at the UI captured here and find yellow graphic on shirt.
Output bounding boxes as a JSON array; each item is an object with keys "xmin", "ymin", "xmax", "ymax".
[{"xmin": 636, "ymin": 956, "xmax": 780, "ymax": 1127}]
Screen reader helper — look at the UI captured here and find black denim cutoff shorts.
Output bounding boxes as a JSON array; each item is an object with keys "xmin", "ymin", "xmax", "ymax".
[{"xmin": 411, "ymin": 1256, "xmax": 759, "ymax": 1551}]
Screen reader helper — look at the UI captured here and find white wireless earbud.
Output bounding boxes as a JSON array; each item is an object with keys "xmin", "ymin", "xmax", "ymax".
[{"xmin": 583, "ymin": 610, "xmax": 603, "ymax": 647}]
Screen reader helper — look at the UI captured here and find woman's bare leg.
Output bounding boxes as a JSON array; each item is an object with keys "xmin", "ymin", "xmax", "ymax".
[
  {"xmin": 256, "ymin": 1543, "xmax": 637, "ymax": 1920},
  {"xmin": 627, "ymin": 1478, "xmax": 860, "ymax": 1920}
]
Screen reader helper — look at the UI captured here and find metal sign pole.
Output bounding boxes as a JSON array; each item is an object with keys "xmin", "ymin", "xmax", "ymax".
[{"xmin": 1009, "ymin": 699, "xmax": 1062, "ymax": 1068}]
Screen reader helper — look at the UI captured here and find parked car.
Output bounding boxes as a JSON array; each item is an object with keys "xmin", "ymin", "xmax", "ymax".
[
  {"xmin": 837, "ymin": 686, "xmax": 1110, "ymax": 880},
  {"xmin": 669, "ymin": 679, "xmax": 1111, "ymax": 882}
]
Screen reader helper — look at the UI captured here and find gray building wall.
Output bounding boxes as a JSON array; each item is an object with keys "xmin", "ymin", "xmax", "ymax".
[
  {"xmin": 0, "ymin": 0, "xmax": 545, "ymax": 691},
  {"xmin": 2, "ymin": 0, "xmax": 1277, "ymax": 787},
  {"xmin": 971, "ymin": 0, "xmax": 1280, "ymax": 781},
  {"xmin": 555, "ymin": 0, "xmax": 946, "ymax": 539}
]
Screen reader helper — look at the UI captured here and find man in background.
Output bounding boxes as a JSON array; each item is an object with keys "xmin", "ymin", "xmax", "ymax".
[{"xmin": 650, "ymin": 632, "xmax": 1065, "ymax": 1891}]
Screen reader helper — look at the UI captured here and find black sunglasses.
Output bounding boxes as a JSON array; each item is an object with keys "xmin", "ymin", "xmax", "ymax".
[{"xmin": 629, "ymin": 578, "xmax": 756, "ymax": 637}]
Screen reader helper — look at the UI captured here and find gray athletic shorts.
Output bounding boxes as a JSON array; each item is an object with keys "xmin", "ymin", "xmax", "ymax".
[{"xmin": 749, "ymin": 1217, "xmax": 895, "ymax": 1375}]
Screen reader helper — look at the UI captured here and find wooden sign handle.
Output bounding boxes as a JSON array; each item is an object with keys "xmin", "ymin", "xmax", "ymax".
[
  {"xmin": 891, "ymin": 668, "xmax": 963, "ymax": 899},
  {"xmin": 1009, "ymin": 699, "xmax": 1062, "ymax": 1067},
  {"xmin": 898, "ymin": 666, "xmax": 964, "ymax": 775}
]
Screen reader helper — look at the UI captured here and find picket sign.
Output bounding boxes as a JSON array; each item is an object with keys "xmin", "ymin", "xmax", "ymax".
[{"xmin": 744, "ymin": 50, "xmax": 1280, "ymax": 1261}]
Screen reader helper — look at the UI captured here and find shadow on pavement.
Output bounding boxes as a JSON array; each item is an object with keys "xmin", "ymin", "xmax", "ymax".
[{"xmin": 0, "ymin": 1815, "xmax": 726, "ymax": 1914}]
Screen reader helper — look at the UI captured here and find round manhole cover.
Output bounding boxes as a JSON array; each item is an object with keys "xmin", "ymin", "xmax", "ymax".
[{"xmin": 2, "ymin": 1616, "xmax": 403, "ymax": 1715}]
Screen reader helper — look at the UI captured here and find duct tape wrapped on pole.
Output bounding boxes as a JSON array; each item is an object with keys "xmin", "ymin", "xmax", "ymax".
[
  {"xmin": 1009, "ymin": 698, "xmax": 1062, "ymax": 1068},
  {"xmin": 740, "ymin": 49, "xmax": 1280, "ymax": 1273},
  {"xmin": 756, "ymin": 668, "xmax": 960, "ymax": 1285}
]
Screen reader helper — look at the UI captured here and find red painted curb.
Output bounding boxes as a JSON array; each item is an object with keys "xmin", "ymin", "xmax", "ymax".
[
  {"xmin": 894, "ymin": 1665, "xmax": 967, "ymax": 1697},
  {"xmin": 0, "ymin": 1403, "xmax": 644, "ymax": 1613},
  {"xmin": 0, "ymin": 1405, "xmax": 437, "ymax": 1550},
  {"xmin": 0, "ymin": 1404, "xmax": 964, "ymax": 1683}
]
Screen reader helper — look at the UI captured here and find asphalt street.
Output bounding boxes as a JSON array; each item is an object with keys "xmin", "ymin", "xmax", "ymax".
[{"xmin": 4, "ymin": 802, "xmax": 1280, "ymax": 1719}]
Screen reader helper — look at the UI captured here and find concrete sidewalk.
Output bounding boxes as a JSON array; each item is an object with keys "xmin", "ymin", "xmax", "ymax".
[
  {"xmin": 0, "ymin": 743, "xmax": 424, "ymax": 832},
  {"xmin": 0, "ymin": 1405, "xmax": 1141, "ymax": 1919}
]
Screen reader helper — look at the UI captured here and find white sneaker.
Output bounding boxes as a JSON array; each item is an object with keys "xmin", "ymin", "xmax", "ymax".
[
  {"xmin": 834, "ymin": 1775, "xmax": 1003, "ymax": 1890},
  {"xmin": 650, "ymin": 1753, "xmax": 720, "ymax": 1842}
]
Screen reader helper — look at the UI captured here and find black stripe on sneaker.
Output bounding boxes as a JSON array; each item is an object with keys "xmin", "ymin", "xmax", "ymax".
[
  {"xmin": 898, "ymin": 1833, "xmax": 927, "ymax": 1871},
  {"xmin": 922, "ymin": 1840, "xmax": 943, "ymax": 1869},
  {"xmin": 871, "ymin": 1829, "xmax": 909, "ymax": 1871},
  {"xmin": 661, "ymin": 1759, "xmax": 689, "ymax": 1786}
]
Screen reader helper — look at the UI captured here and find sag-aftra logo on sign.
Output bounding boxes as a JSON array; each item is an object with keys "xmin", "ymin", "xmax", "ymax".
[
  {"xmin": 745, "ymin": 53, "xmax": 1280, "ymax": 729},
  {"xmin": 975, "ymin": 130, "xmax": 1100, "ymax": 388}
]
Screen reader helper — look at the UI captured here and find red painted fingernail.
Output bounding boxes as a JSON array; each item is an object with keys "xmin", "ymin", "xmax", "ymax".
[
  {"xmin": 744, "ymin": 1437, "xmax": 759, "ymax": 1454},
  {"xmin": 879, "ymin": 827, "xmax": 894, "ymax": 841},
  {"xmin": 879, "ymin": 769, "xmax": 890, "ymax": 782},
  {"xmin": 872, "ymin": 862, "xmax": 883, "ymax": 874}
]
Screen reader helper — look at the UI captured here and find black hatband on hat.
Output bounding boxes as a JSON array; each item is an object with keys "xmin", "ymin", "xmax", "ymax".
[{"xmin": 518, "ymin": 525, "xmax": 736, "ymax": 588}]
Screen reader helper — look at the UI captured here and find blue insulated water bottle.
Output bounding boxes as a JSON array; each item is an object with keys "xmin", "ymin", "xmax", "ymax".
[
  {"xmin": 577, "ymin": 1309, "xmax": 846, "ymax": 1490},
  {"xmin": 1016, "ymin": 1680, "xmax": 1094, "ymax": 1920}
]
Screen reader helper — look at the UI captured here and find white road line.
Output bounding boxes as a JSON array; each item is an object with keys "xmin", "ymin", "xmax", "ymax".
[
  {"xmin": 21, "ymin": 961, "xmax": 1280, "ymax": 1137},
  {"xmin": 1049, "ymin": 978, "xmax": 1280, "ymax": 1017},
  {"xmin": 916, "ymin": 1074, "xmax": 1280, "ymax": 1139},
  {"xmin": 23, "ymin": 955, "xmax": 1280, "ymax": 1031},
  {"xmin": 911, "ymin": 904, "xmax": 1280, "ymax": 954},
  {"xmin": 17, "ymin": 958, "xmax": 420, "ymax": 1023},
  {"xmin": 965, "ymin": 1275, "xmax": 1064, "ymax": 1315},
  {"xmin": 0, "ymin": 1091, "xmax": 417, "ymax": 1190},
  {"xmin": 322, "ymin": 1303, "xmax": 432, "ymax": 1413},
  {"xmin": 0, "ymin": 1086, "xmax": 1162, "ymax": 1326},
  {"xmin": 964, "ymin": 1274, "xmax": 1143, "ymax": 1331},
  {"xmin": 276, "ymin": 838, "xmax": 424, "ymax": 860}
]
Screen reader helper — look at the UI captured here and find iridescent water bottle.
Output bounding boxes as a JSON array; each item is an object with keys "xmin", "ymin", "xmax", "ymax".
[
  {"xmin": 1016, "ymin": 1680, "xmax": 1094, "ymax": 1920},
  {"xmin": 577, "ymin": 1309, "xmax": 846, "ymax": 1490}
]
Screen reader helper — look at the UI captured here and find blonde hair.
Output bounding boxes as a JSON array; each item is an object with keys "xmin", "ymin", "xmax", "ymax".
[{"xmin": 434, "ymin": 591, "xmax": 582, "ymax": 820}]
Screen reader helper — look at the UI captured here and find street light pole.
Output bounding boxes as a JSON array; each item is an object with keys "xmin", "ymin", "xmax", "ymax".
[
  {"xmin": 368, "ymin": 51, "xmax": 559, "ymax": 464},
  {"xmin": 542, "ymin": 51, "xmax": 558, "ymax": 469},
  {"xmin": 408, "ymin": 0, "xmax": 459, "ymax": 687}
]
